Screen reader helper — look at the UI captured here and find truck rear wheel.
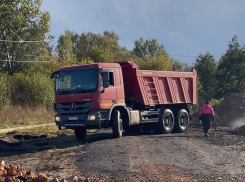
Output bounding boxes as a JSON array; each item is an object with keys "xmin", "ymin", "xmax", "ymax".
[
  {"xmin": 74, "ymin": 127, "xmax": 86, "ymax": 140},
  {"xmin": 155, "ymin": 109, "xmax": 174, "ymax": 134},
  {"xmin": 112, "ymin": 110, "xmax": 123, "ymax": 138},
  {"xmin": 174, "ymin": 109, "xmax": 189, "ymax": 132}
]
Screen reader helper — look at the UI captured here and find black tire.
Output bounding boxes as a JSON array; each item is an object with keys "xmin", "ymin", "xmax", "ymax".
[
  {"xmin": 155, "ymin": 109, "xmax": 174, "ymax": 134},
  {"xmin": 112, "ymin": 110, "xmax": 123, "ymax": 138},
  {"xmin": 123, "ymin": 126, "xmax": 131, "ymax": 133},
  {"xmin": 74, "ymin": 127, "xmax": 86, "ymax": 140},
  {"xmin": 132, "ymin": 125, "xmax": 142, "ymax": 134},
  {"xmin": 124, "ymin": 125, "xmax": 141, "ymax": 135},
  {"xmin": 174, "ymin": 109, "xmax": 189, "ymax": 133}
]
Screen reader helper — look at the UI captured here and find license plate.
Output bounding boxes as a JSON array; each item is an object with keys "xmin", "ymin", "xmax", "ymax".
[{"xmin": 68, "ymin": 117, "xmax": 78, "ymax": 120}]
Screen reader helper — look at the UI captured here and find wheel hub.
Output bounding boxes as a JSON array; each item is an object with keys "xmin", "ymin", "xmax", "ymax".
[
  {"xmin": 180, "ymin": 118, "xmax": 184, "ymax": 125},
  {"xmin": 165, "ymin": 119, "xmax": 169, "ymax": 125},
  {"xmin": 119, "ymin": 119, "xmax": 123, "ymax": 130},
  {"xmin": 180, "ymin": 114, "xmax": 188, "ymax": 129}
]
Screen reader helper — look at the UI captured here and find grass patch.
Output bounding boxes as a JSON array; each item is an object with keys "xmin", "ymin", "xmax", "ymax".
[
  {"xmin": 14, "ymin": 125, "xmax": 96, "ymax": 136},
  {"xmin": 0, "ymin": 106, "xmax": 54, "ymax": 129},
  {"xmin": 15, "ymin": 125, "xmax": 74, "ymax": 135}
]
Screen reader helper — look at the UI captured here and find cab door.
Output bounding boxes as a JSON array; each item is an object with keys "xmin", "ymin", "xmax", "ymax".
[
  {"xmin": 99, "ymin": 68, "xmax": 117, "ymax": 109},
  {"xmin": 114, "ymin": 67, "xmax": 125, "ymax": 105}
]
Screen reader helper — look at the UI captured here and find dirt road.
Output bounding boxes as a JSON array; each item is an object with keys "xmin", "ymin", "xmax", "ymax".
[{"xmin": 1, "ymin": 127, "xmax": 245, "ymax": 182}]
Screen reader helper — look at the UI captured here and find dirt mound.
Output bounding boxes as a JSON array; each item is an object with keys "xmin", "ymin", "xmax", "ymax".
[
  {"xmin": 213, "ymin": 93, "xmax": 245, "ymax": 128},
  {"xmin": 0, "ymin": 161, "xmax": 92, "ymax": 182}
]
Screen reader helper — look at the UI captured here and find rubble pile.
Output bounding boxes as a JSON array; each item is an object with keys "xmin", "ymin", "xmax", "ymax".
[
  {"xmin": 0, "ymin": 161, "xmax": 90, "ymax": 182},
  {"xmin": 212, "ymin": 93, "xmax": 245, "ymax": 127}
]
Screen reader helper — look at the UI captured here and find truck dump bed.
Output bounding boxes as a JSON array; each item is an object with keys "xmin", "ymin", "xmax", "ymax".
[{"xmin": 117, "ymin": 61, "xmax": 197, "ymax": 105}]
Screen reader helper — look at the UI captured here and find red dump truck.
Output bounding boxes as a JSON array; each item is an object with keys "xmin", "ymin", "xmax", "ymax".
[{"xmin": 51, "ymin": 61, "xmax": 197, "ymax": 139}]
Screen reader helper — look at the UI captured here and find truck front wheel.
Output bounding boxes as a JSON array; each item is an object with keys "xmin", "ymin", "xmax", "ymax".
[
  {"xmin": 155, "ymin": 109, "xmax": 174, "ymax": 134},
  {"xmin": 112, "ymin": 110, "xmax": 123, "ymax": 138},
  {"xmin": 174, "ymin": 109, "xmax": 189, "ymax": 132},
  {"xmin": 74, "ymin": 127, "xmax": 86, "ymax": 140}
]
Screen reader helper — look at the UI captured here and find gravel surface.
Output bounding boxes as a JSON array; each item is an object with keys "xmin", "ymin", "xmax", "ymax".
[{"xmin": 1, "ymin": 127, "xmax": 245, "ymax": 181}]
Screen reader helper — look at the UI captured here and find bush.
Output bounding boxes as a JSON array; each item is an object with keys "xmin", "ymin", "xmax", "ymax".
[
  {"xmin": 9, "ymin": 72, "xmax": 54, "ymax": 109},
  {"xmin": 209, "ymin": 98, "xmax": 224, "ymax": 106},
  {"xmin": 136, "ymin": 56, "xmax": 171, "ymax": 71},
  {"xmin": 0, "ymin": 72, "xmax": 10, "ymax": 106}
]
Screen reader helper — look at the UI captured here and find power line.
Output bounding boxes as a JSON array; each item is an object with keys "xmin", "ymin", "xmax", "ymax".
[
  {"xmin": 169, "ymin": 54, "xmax": 221, "ymax": 58},
  {"xmin": 0, "ymin": 39, "xmax": 53, "ymax": 43},
  {"xmin": 0, "ymin": 52, "xmax": 223, "ymax": 58},
  {"xmin": 50, "ymin": 40, "xmax": 58, "ymax": 47},
  {"xmin": 0, "ymin": 59, "xmax": 52, "ymax": 63},
  {"xmin": 0, "ymin": 52, "xmax": 52, "ymax": 58}
]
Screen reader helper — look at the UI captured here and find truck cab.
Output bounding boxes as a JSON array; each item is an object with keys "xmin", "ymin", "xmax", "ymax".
[{"xmin": 51, "ymin": 63, "xmax": 127, "ymax": 139}]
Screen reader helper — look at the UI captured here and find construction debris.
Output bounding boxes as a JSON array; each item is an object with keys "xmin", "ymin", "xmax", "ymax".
[{"xmin": 0, "ymin": 161, "xmax": 90, "ymax": 182}]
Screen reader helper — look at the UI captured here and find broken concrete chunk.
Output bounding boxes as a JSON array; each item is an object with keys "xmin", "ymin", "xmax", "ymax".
[
  {"xmin": 65, "ymin": 176, "xmax": 78, "ymax": 182},
  {"xmin": 0, "ymin": 165, "xmax": 5, "ymax": 171},
  {"xmin": 60, "ymin": 178, "xmax": 67, "ymax": 182},
  {"xmin": 26, "ymin": 171, "xmax": 35, "ymax": 179},
  {"xmin": 26, "ymin": 179, "xmax": 34, "ymax": 182},
  {"xmin": 7, "ymin": 169, "xmax": 22, "ymax": 176},
  {"xmin": 0, "ymin": 162, "xmax": 95, "ymax": 182},
  {"xmin": 0, "ymin": 170, "xmax": 7, "ymax": 176},
  {"xmin": 84, "ymin": 178, "xmax": 90, "ymax": 182},
  {"xmin": 0, "ymin": 161, "xmax": 5, "ymax": 166},
  {"xmin": 77, "ymin": 177, "xmax": 87, "ymax": 182},
  {"xmin": 33, "ymin": 177, "xmax": 39, "ymax": 182},
  {"xmin": 5, "ymin": 176, "xmax": 15, "ymax": 182},
  {"xmin": 50, "ymin": 178, "xmax": 59, "ymax": 182},
  {"xmin": 38, "ymin": 173, "xmax": 50, "ymax": 182}
]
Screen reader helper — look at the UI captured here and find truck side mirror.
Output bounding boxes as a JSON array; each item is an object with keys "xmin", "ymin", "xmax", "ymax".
[
  {"xmin": 50, "ymin": 71, "xmax": 58, "ymax": 79},
  {"xmin": 102, "ymin": 72, "xmax": 110, "ymax": 88}
]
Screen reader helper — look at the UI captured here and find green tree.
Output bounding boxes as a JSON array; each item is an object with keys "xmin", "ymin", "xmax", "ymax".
[
  {"xmin": 216, "ymin": 35, "xmax": 245, "ymax": 98},
  {"xmin": 170, "ymin": 58, "xmax": 183, "ymax": 71},
  {"xmin": 170, "ymin": 58, "xmax": 191, "ymax": 72},
  {"xmin": 56, "ymin": 30, "xmax": 76, "ymax": 63},
  {"xmin": 137, "ymin": 55, "xmax": 170, "ymax": 71},
  {"xmin": 195, "ymin": 52, "xmax": 217, "ymax": 101},
  {"xmin": 0, "ymin": 0, "xmax": 51, "ymax": 74},
  {"xmin": 68, "ymin": 31, "xmax": 131, "ymax": 63},
  {"xmin": 133, "ymin": 37, "xmax": 168, "ymax": 58}
]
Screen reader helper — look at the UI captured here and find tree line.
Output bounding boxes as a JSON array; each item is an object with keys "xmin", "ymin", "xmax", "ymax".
[
  {"xmin": 195, "ymin": 35, "xmax": 245, "ymax": 105},
  {"xmin": 0, "ymin": 0, "xmax": 244, "ymax": 109}
]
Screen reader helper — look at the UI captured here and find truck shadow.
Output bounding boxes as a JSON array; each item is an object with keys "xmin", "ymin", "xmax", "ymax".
[
  {"xmin": 0, "ymin": 131, "xmax": 115, "ymax": 157},
  {"xmin": 0, "ymin": 128, "xmax": 203, "ymax": 158}
]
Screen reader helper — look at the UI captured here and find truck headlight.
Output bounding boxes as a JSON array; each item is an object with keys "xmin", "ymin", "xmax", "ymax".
[
  {"xmin": 87, "ymin": 115, "xmax": 96, "ymax": 120},
  {"xmin": 55, "ymin": 116, "xmax": 61, "ymax": 122}
]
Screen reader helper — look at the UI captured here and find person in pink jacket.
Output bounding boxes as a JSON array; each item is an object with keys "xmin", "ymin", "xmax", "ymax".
[{"xmin": 199, "ymin": 101, "xmax": 215, "ymax": 137}]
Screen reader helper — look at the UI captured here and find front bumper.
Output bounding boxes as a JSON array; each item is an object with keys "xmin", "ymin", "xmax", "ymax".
[{"xmin": 55, "ymin": 110, "xmax": 109, "ymax": 128}]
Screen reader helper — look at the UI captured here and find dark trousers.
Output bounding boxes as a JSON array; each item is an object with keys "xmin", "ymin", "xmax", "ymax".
[{"xmin": 202, "ymin": 120, "xmax": 211, "ymax": 134}]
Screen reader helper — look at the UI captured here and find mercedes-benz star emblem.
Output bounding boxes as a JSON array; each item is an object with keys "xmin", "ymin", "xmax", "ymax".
[{"xmin": 70, "ymin": 103, "xmax": 76, "ymax": 111}]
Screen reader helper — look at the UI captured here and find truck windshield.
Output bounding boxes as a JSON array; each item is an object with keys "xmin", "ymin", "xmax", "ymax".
[{"xmin": 55, "ymin": 68, "xmax": 98, "ymax": 94}]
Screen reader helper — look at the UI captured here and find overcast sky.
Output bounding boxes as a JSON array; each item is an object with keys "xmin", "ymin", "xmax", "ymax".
[{"xmin": 41, "ymin": 0, "xmax": 245, "ymax": 64}]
